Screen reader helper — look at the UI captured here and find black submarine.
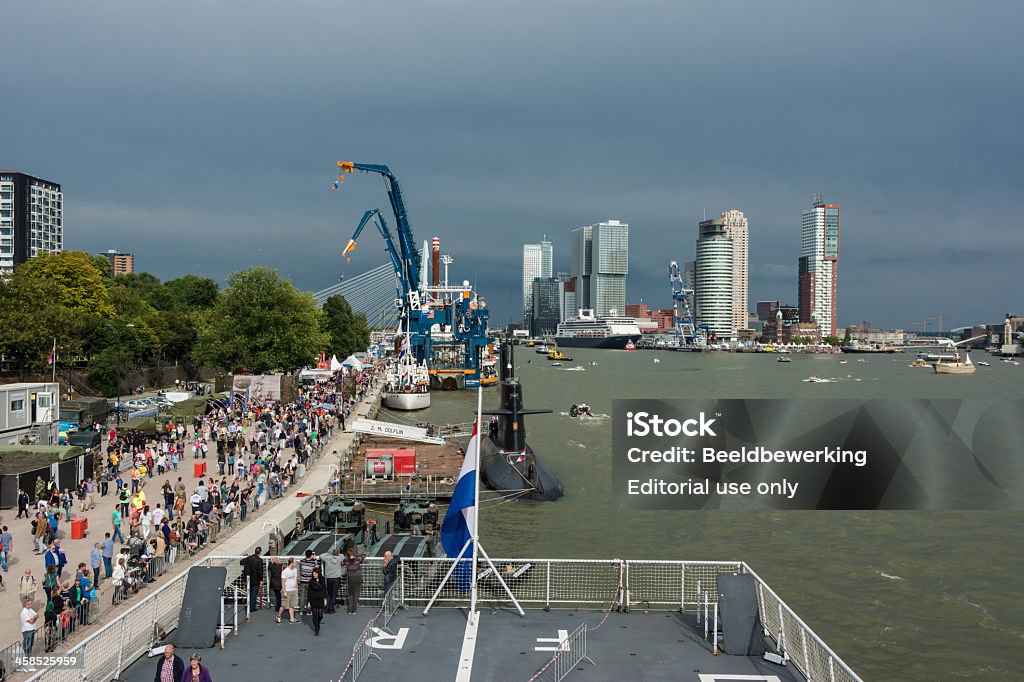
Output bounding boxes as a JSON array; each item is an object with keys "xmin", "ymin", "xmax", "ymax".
[{"xmin": 479, "ymin": 341, "xmax": 564, "ymax": 501}]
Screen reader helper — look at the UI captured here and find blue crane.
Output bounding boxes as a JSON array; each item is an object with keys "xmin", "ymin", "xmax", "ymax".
[
  {"xmin": 343, "ymin": 209, "xmax": 406, "ymax": 303},
  {"xmin": 337, "ymin": 162, "xmax": 420, "ymax": 291},
  {"xmin": 669, "ymin": 260, "xmax": 701, "ymax": 348}
]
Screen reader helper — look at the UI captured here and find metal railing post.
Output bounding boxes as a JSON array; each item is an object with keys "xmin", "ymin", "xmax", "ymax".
[
  {"xmin": 712, "ymin": 603, "xmax": 719, "ymax": 655},
  {"xmin": 545, "ymin": 562, "xmax": 551, "ymax": 609},
  {"xmin": 219, "ymin": 588, "xmax": 226, "ymax": 650},
  {"xmin": 114, "ymin": 618, "xmax": 127, "ymax": 678},
  {"xmin": 680, "ymin": 564, "xmax": 686, "ymax": 612}
]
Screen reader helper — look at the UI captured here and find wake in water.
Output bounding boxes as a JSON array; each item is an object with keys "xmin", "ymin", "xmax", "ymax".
[{"xmin": 559, "ymin": 411, "xmax": 610, "ymax": 420}]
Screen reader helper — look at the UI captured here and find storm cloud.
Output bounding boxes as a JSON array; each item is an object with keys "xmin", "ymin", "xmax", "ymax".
[{"xmin": 2, "ymin": 1, "xmax": 1022, "ymax": 329}]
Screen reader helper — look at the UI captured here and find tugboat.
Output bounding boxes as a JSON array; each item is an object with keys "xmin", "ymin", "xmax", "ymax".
[
  {"xmin": 479, "ymin": 341, "xmax": 564, "ymax": 501},
  {"xmin": 624, "ymin": 340, "xmax": 637, "ymax": 351},
  {"xmin": 547, "ymin": 347, "xmax": 573, "ymax": 362}
]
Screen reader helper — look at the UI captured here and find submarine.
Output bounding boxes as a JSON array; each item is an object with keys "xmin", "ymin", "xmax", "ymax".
[{"xmin": 479, "ymin": 340, "xmax": 564, "ymax": 501}]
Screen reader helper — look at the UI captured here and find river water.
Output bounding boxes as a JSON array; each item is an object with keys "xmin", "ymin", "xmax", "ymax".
[{"xmin": 377, "ymin": 349, "xmax": 1024, "ymax": 681}]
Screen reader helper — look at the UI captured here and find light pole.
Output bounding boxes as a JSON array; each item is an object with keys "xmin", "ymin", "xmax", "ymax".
[{"xmin": 105, "ymin": 322, "xmax": 135, "ymax": 424}]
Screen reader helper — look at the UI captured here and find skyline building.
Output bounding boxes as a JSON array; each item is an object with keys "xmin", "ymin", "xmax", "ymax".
[
  {"xmin": 522, "ymin": 238, "xmax": 553, "ymax": 323},
  {"xmin": 799, "ymin": 195, "xmax": 840, "ymax": 337},
  {"xmin": 102, "ymin": 248, "xmax": 135, "ymax": 275},
  {"xmin": 531, "ymin": 276, "xmax": 560, "ymax": 336},
  {"xmin": 572, "ymin": 219, "xmax": 629, "ymax": 317},
  {"xmin": 695, "ymin": 216, "xmax": 734, "ymax": 339},
  {"xmin": 0, "ymin": 168, "xmax": 63, "ymax": 275},
  {"xmin": 556, "ymin": 271, "xmax": 576, "ymax": 322},
  {"xmin": 720, "ymin": 209, "xmax": 749, "ymax": 333}
]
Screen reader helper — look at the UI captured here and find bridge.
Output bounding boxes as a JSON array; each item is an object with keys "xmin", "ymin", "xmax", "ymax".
[{"xmin": 313, "ymin": 262, "xmax": 401, "ymax": 329}]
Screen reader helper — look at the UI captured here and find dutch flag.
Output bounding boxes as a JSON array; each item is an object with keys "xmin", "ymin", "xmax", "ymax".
[
  {"xmin": 441, "ymin": 418, "xmax": 478, "ymax": 560},
  {"xmin": 47, "ymin": 339, "xmax": 56, "ymax": 365}
]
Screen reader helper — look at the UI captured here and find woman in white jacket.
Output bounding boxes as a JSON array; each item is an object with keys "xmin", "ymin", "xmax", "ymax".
[{"xmin": 111, "ymin": 557, "xmax": 126, "ymax": 605}]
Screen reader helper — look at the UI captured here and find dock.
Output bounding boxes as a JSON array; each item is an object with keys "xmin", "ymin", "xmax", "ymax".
[{"xmin": 341, "ymin": 433, "xmax": 463, "ymax": 500}]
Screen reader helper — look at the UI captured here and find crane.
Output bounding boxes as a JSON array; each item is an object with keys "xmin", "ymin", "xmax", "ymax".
[
  {"xmin": 343, "ymin": 209, "xmax": 406, "ymax": 303},
  {"xmin": 337, "ymin": 162, "xmax": 421, "ymax": 292},
  {"xmin": 333, "ymin": 161, "xmax": 492, "ymax": 388},
  {"xmin": 669, "ymin": 261, "xmax": 700, "ymax": 348}
]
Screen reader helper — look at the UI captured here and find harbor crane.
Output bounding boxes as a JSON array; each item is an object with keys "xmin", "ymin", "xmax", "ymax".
[
  {"xmin": 669, "ymin": 261, "xmax": 704, "ymax": 348},
  {"xmin": 334, "ymin": 161, "xmax": 492, "ymax": 388}
]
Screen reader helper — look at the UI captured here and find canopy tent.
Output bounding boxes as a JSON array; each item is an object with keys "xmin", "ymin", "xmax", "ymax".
[
  {"xmin": 0, "ymin": 446, "xmax": 92, "ymax": 509},
  {"xmin": 169, "ymin": 397, "xmax": 212, "ymax": 418},
  {"xmin": 341, "ymin": 355, "xmax": 364, "ymax": 370},
  {"xmin": 0, "ymin": 446, "xmax": 85, "ymax": 474},
  {"xmin": 330, "ymin": 354, "xmax": 343, "ymax": 371}
]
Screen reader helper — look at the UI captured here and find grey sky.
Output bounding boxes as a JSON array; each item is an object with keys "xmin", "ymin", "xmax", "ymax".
[{"xmin": 3, "ymin": 1, "xmax": 1022, "ymax": 329}]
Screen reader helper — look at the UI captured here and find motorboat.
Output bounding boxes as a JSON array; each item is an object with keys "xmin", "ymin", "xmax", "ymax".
[
  {"xmin": 624, "ymin": 340, "xmax": 637, "ymax": 351},
  {"xmin": 547, "ymin": 347, "xmax": 573, "ymax": 361},
  {"xmin": 569, "ymin": 403, "xmax": 592, "ymax": 418},
  {"xmin": 977, "ymin": 361, "xmax": 991, "ymax": 367},
  {"xmin": 777, "ymin": 356, "xmax": 791, "ymax": 363},
  {"xmin": 802, "ymin": 375, "xmax": 831, "ymax": 383},
  {"xmin": 934, "ymin": 352, "xmax": 976, "ymax": 375},
  {"xmin": 910, "ymin": 359, "xmax": 929, "ymax": 368}
]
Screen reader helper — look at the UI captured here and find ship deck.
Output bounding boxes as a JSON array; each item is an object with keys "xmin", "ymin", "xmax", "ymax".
[{"xmin": 119, "ymin": 605, "xmax": 803, "ymax": 682}]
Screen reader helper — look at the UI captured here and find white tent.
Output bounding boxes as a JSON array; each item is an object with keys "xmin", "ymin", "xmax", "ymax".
[
  {"xmin": 342, "ymin": 355, "xmax": 364, "ymax": 370},
  {"xmin": 329, "ymin": 354, "xmax": 343, "ymax": 372}
]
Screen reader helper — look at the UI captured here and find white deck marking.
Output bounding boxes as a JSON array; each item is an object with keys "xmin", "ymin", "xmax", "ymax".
[
  {"xmin": 534, "ymin": 629, "xmax": 570, "ymax": 652},
  {"xmin": 455, "ymin": 611, "xmax": 480, "ymax": 682},
  {"xmin": 367, "ymin": 627, "xmax": 409, "ymax": 649}
]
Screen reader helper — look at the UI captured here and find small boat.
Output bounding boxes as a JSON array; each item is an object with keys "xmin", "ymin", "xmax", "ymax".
[
  {"xmin": 777, "ymin": 356, "xmax": 791, "ymax": 363},
  {"xmin": 910, "ymin": 359, "xmax": 928, "ymax": 368},
  {"xmin": 977, "ymin": 361, "xmax": 991, "ymax": 367},
  {"xmin": 547, "ymin": 347, "xmax": 573, "ymax": 361},
  {"xmin": 653, "ymin": 358, "xmax": 660, "ymax": 363},
  {"xmin": 838, "ymin": 359, "xmax": 848, "ymax": 364},
  {"xmin": 933, "ymin": 352, "xmax": 976, "ymax": 375},
  {"xmin": 803, "ymin": 375, "xmax": 831, "ymax": 383},
  {"xmin": 569, "ymin": 403, "xmax": 592, "ymax": 418},
  {"xmin": 550, "ymin": 362, "xmax": 562, "ymax": 367},
  {"xmin": 624, "ymin": 340, "xmax": 637, "ymax": 351}
]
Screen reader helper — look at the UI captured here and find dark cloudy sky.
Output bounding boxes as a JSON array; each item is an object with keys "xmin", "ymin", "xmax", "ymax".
[{"xmin": 3, "ymin": 1, "xmax": 1022, "ymax": 329}]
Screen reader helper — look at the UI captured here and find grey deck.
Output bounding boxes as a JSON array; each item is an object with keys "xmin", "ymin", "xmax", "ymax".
[{"xmin": 120, "ymin": 606, "xmax": 803, "ymax": 681}]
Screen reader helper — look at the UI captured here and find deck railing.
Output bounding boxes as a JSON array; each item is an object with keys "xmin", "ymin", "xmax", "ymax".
[{"xmin": 24, "ymin": 556, "xmax": 862, "ymax": 682}]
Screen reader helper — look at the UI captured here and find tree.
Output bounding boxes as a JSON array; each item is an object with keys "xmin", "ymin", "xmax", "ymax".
[
  {"xmin": 161, "ymin": 274, "xmax": 219, "ymax": 312},
  {"xmin": 15, "ymin": 250, "xmax": 116, "ymax": 318},
  {"xmin": 823, "ymin": 335, "xmax": 842, "ymax": 347},
  {"xmin": 91, "ymin": 254, "xmax": 114, "ymax": 280},
  {"xmin": 323, "ymin": 295, "xmax": 371, "ymax": 360},
  {"xmin": 192, "ymin": 267, "xmax": 328, "ymax": 373},
  {"xmin": 842, "ymin": 328, "xmax": 852, "ymax": 346},
  {"xmin": 0, "ymin": 275, "xmax": 80, "ymax": 372}
]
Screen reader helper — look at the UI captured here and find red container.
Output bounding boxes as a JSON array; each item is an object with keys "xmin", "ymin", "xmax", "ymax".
[
  {"xmin": 194, "ymin": 461, "xmax": 207, "ymax": 478},
  {"xmin": 392, "ymin": 449, "xmax": 416, "ymax": 476},
  {"xmin": 71, "ymin": 517, "xmax": 86, "ymax": 539}
]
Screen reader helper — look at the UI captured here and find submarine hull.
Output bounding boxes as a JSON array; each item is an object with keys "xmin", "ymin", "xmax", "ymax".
[{"xmin": 479, "ymin": 436, "xmax": 564, "ymax": 501}]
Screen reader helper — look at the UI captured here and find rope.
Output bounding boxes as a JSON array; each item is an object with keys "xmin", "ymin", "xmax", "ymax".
[{"xmin": 336, "ymin": 595, "xmax": 389, "ymax": 681}]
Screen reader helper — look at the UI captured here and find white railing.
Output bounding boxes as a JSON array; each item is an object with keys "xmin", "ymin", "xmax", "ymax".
[{"xmin": 25, "ymin": 556, "xmax": 862, "ymax": 682}]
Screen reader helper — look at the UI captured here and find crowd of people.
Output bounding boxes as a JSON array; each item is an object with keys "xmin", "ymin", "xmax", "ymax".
[{"xmin": 11, "ymin": 369, "xmax": 387, "ymax": 666}]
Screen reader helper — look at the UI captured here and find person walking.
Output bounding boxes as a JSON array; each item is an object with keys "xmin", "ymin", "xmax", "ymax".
[
  {"xmin": 343, "ymin": 547, "xmax": 367, "ymax": 614},
  {"xmin": 298, "ymin": 550, "xmax": 317, "ymax": 615},
  {"xmin": 0, "ymin": 525, "xmax": 12, "ymax": 573},
  {"xmin": 277, "ymin": 558, "xmax": 298, "ymax": 624},
  {"xmin": 321, "ymin": 548, "xmax": 343, "ymax": 614},
  {"xmin": 111, "ymin": 508, "xmax": 125, "ymax": 544},
  {"xmin": 154, "ymin": 644, "xmax": 184, "ymax": 682},
  {"xmin": 17, "ymin": 489, "xmax": 30, "ymax": 518},
  {"xmin": 306, "ymin": 567, "xmax": 327, "ymax": 636},
  {"xmin": 186, "ymin": 653, "xmax": 213, "ymax": 682},
  {"xmin": 89, "ymin": 543, "xmax": 103, "ymax": 589}
]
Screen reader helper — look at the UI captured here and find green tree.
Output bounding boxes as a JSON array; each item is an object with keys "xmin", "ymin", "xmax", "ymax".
[
  {"xmin": 162, "ymin": 274, "xmax": 219, "ymax": 312},
  {"xmin": 0, "ymin": 275, "xmax": 80, "ymax": 372},
  {"xmin": 323, "ymin": 295, "xmax": 371, "ymax": 359},
  {"xmin": 91, "ymin": 254, "xmax": 114, "ymax": 280},
  {"xmin": 15, "ymin": 250, "xmax": 115, "ymax": 317},
  {"xmin": 823, "ymin": 335, "xmax": 842, "ymax": 347},
  {"xmin": 842, "ymin": 328, "xmax": 852, "ymax": 346},
  {"xmin": 192, "ymin": 267, "xmax": 328, "ymax": 373}
]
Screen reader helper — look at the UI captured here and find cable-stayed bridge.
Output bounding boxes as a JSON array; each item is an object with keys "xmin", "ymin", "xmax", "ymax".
[{"xmin": 313, "ymin": 262, "xmax": 400, "ymax": 329}]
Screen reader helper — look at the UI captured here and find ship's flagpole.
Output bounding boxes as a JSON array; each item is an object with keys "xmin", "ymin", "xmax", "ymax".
[{"xmin": 470, "ymin": 382, "xmax": 482, "ymax": 615}]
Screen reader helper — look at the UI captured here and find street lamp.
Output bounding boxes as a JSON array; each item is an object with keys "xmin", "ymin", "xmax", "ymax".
[{"xmin": 104, "ymin": 322, "xmax": 135, "ymax": 424}]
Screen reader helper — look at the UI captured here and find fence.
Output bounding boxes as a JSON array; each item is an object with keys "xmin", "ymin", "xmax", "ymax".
[
  {"xmin": 528, "ymin": 622, "xmax": 594, "ymax": 682},
  {"xmin": 21, "ymin": 555, "xmax": 861, "ymax": 682}
]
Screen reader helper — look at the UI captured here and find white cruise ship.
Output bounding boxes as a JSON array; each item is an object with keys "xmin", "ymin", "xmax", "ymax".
[{"xmin": 553, "ymin": 309, "xmax": 642, "ymax": 349}]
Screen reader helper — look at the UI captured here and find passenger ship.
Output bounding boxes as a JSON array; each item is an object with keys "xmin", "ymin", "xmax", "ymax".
[{"xmin": 554, "ymin": 308, "xmax": 642, "ymax": 349}]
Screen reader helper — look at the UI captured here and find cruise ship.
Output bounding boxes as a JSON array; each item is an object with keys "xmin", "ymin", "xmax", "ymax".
[{"xmin": 554, "ymin": 308, "xmax": 642, "ymax": 349}]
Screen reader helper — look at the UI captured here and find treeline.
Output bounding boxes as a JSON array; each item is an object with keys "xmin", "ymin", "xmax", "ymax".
[{"xmin": 0, "ymin": 251, "xmax": 370, "ymax": 394}]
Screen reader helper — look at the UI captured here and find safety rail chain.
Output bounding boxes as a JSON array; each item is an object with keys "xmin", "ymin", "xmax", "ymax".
[{"xmin": 25, "ymin": 557, "xmax": 862, "ymax": 682}]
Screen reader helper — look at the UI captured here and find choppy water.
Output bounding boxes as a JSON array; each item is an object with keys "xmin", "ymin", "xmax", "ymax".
[{"xmin": 377, "ymin": 349, "xmax": 1024, "ymax": 681}]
